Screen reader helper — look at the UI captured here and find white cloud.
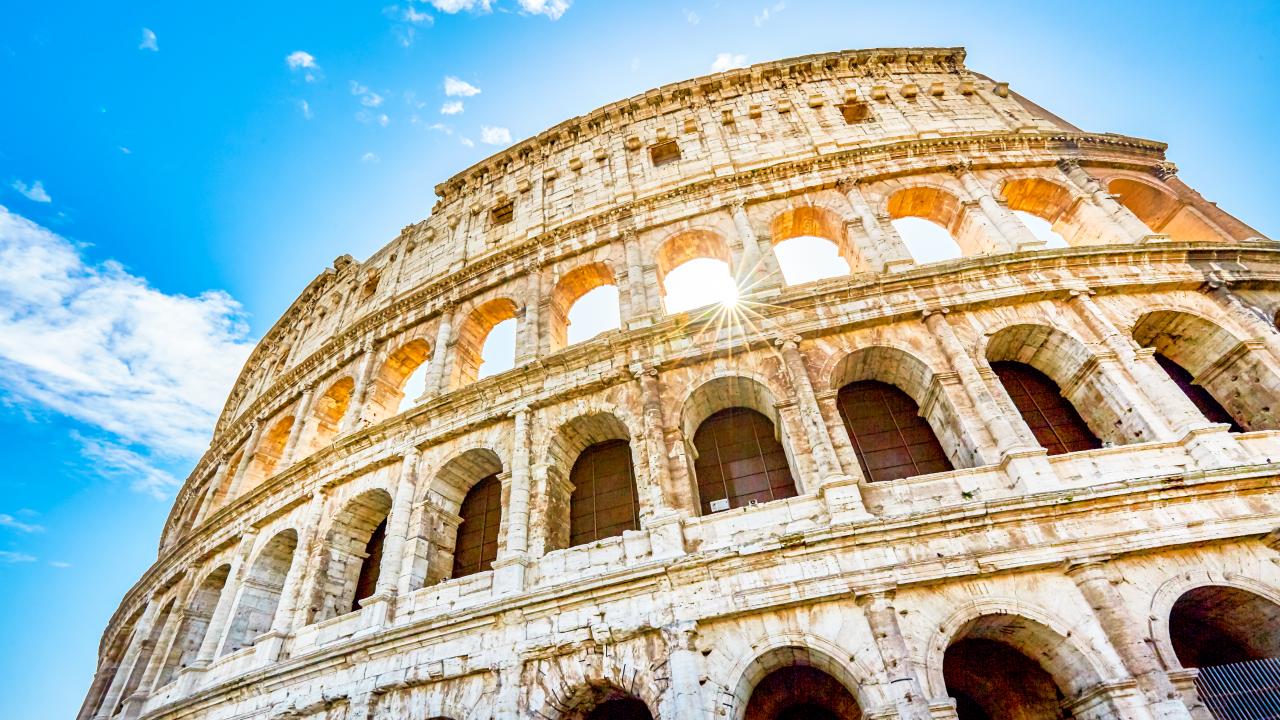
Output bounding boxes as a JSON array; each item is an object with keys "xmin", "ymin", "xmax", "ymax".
[
  {"xmin": 285, "ymin": 51, "xmax": 321, "ymax": 82},
  {"xmin": 298, "ymin": 99, "xmax": 313, "ymax": 119},
  {"xmin": 0, "ymin": 514, "xmax": 44, "ymax": 533},
  {"xmin": 361, "ymin": 152, "xmax": 380, "ymax": 163},
  {"xmin": 443, "ymin": 76, "xmax": 481, "ymax": 97},
  {"xmin": 12, "ymin": 180, "xmax": 51, "ymax": 204},
  {"xmin": 49, "ymin": 560, "xmax": 71, "ymax": 568},
  {"xmin": 0, "ymin": 551, "xmax": 35, "ymax": 564},
  {"xmin": 517, "ymin": 0, "xmax": 569, "ymax": 19},
  {"xmin": 428, "ymin": 0, "xmax": 492, "ymax": 12},
  {"xmin": 753, "ymin": 1, "xmax": 786, "ymax": 26},
  {"xmin": 139, "ymin": 28, "xmax": 158, "ymax": 52},
  {"xmin": 460, "ymin": 136, "xmax": 475, "ymax": 147},
  {"xmin": 350, "ymin": 81, "xmax": 385, "ymax": 108},
  {"xmin": 378, "ymin": 113, "xmax": 390, "ymax": 127},
  {"xmin": 683, "ymin": 8, "xmax": 700, "ymax": 25},
  {"xmin": 480, "ymin": 125, "xmax": 511, "ymax": 145},
  {"xmin": 0, "ymin": 207, "xmax": 255, "ymax": 496},
  {"xmin": 711, "ymin": 52, "xmax": 748, "ymax": 72},
  {"xmin": 440, "ymin": 100, "xmax": 464, "ymax": 115},
  {"xmin": 403, "ymin": 6, "xmax": 433, "ymax": 24},
  {"xmin": 119, "ymin": 146, "xmax": 132, "ymax": 155},
  {"xmin": 427, "ymin": 122, "xmax": 453, "ymax": 135}
]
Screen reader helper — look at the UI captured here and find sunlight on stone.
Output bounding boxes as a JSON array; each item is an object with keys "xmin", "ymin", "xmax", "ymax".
[
  {"xmin": 892, "ymin": 217, "xmax": 962, "ymax": 265},
  {"xmin": 1013, "ymin": 210, "xmax": 1070, "ymax": 248},
  {"xmin": 664, "ymin": 258, "xmax": 738, "ymax": 313},
  {"xmin": 567, "ymin": 285, "xmax": 621, "ymax": 345},
  {"xmin": 774, "ymin": 236, "xmax": 850, "ymax": 286},
  {"xmin": 396, "ymin": 362, "xmax": 430, "ymax": 414},
  {"xmin": 479, "ymin": 318, "xmax": 517, "ymax": 378}
]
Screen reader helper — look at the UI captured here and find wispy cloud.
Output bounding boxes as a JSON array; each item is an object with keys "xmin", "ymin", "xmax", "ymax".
[
  {"xmin": 49, "ymin": 560, "xmax": 71, "ymax": 568},
  {"xmin": 139, "ymin": 28, "xmax": 159, "ymax": 52},
  {"xmin": 440, "ymin": 100, "xmax": 464, "ymax": 115},
  {"xmin": 443, "ymin": 76, "xmax": 481, "ymax": 97},
  {"xmin": 0, "ymin": 551, "xmax": 36, "ymax": 564},
  {"xmin": 350, "ymin": 81, "xmax": 385, "ymax": 107},
  {"xmin": 285, "ymin": 50, "xmax": 321, "ymax": 82},
  {"xmin": 460, "ymin": 136, "xmax": 475, "ymax": 147},
  {"xmin": 403, "ymin": 6, "xmax": 433, "ymax": 24},
  {"xmin": 0, "ymin": 514, "xmax": 44, "ymax": 533},
  {"xmin": 753, "ymin": 1, "xmax": 786, "ymax": 26},
  {"xmin": 428, "ymin": 0, "xmax": 493, "ymax": 13},
  {"xmin": 683, "ymin": 8, "xmax": 700, "ymax": 25},
  {"xmin": 298, "ymin": 100, "xmax": 313, "ymax": 119},
  {"xmin": 711, "ymin": 52, "xmax": 748, "ymax": 72},
  {"xmin": 361, "ymin": 152, "xmax": 380, "ymax": 163},
  {"xmin": 119, "ymin": 147, "xmax": 132, "ymax": 155},
  {"xmin": 517, "ymin": 0, "xmax": 570, "ymax": 19},
  {"xmin": 480, "ymin": 125, "xmax": 511, "ymax": 145},
  {"xmin": 11, "ymin": 180, "xmax": 51, "ymax": 204},
  {"xmin": 0, "ymin": 207, "xmax": 255, "ymax": 498}
]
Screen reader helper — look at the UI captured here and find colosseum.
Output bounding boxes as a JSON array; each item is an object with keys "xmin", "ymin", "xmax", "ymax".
[{"xmin": 79, "ymin": 47, "xmax": 1280, "ymax": 720}]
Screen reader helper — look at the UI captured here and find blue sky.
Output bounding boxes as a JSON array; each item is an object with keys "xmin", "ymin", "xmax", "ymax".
[{"xmin": 1, "ymin": 1, "xmax": 1277, "ymax": 717}]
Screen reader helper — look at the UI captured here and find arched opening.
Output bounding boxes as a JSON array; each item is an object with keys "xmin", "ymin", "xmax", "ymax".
[
  {"xmin": 985, "ymin": 323, "xmax": 1142, "ymax": 450},
  {"xmin": 305, "ymin": 377, "xmax": 355, "ymax": 456},
  {"xmin": 836, "ymin": 380, "xmax": 953, "ymax": 482},
  {"xmin": 1170, "ymin": 585, "xmax": 1280, "ymax": 668},
  {"xmin": 365, "ymin": 338, "xmax": 432, "ymax": 423},
  {"xmin": 452, "ymin": 475, "xmax": 502, "ymax": 579},
  {"xmin": 210, "ymin": 448, "xmax": 244, "ymax": 511},
  {"xmin": 243, "ymin": 415, "xmax": 294, "ymax": 492},
  {"xmin": 112, "ymin": 599, "xmax": 174, "ymax": 714},
  {"xmin": 220, "ymin": 529, "xmax": 297, "ymax": 656},
  {"xmin": 558, "ymin": 686, "xmax": 655, "ymax": 720},
  {"xmin": 1152, "ymin": 352, "xmax": 1242, "ymax": 431},
  {"xmin": 584, "ymin": 697, "xmax": 652, "ymax": 720},
  {"xmin": 1169, "ymin": 585, "xmax": 1280, "ymax": 716},
  {"xmin": 311, "ymin": 489, "xmax": 392, "ymax": 623},
  {"xmin": 569, "ymin": 439, "xmax": 640, "ymax": 547},
  {"xmin": 1001, "ymin": 177, "xmax": 1108, "ymax": 247},
  {"xmin": 454, "ymin": 298, "xmax": 519, "ymax": 387},
  {"xmin": 550, "ymin": 262, "xmax": 621, "ymax": 351},
  {"xmin": 1109, "ymin": 178, "xmax": 1224, "ymax": 242},
  {"xmin": 1134, "ymin": 310, "xmax": 1278, "ymax": 431},
  {"xmin": 351, "ymin": 517, "xmax": 385, "ymax": 613},
  {"xmin": 945, "ymin": 639, "xmax": 1065, "ymax": 720},
  {"xmin": 770, "ymin": 206, "xmax": 852, "ymax": 285},
  {"xmin": 682, "ymin": 376, "xmax": 798, "ymax": 515},
  {"xmin": 737, "ymin": 646, "xmax": 864, "ymax": 720},
  {"xmin": 990, "ymin": 361, "xmax": 1101, "ymax": 455},
  {"xmin": 942, "ymin": 613, "xmax": 1105, "ymax": 720},
  {"xmin": 423, "ymin": 448, "xmax": 505, "ymax": 586},
  {"xmin": 656, "ymin": 229, "xmax": 738, "ymax": 313},
  {"xmin": 887, "ymin": 186, "xmax": 966, "ymax": 263},
  {"xmin": 158, "ymin": 564, "xmax": 229, "ymax": 686}
]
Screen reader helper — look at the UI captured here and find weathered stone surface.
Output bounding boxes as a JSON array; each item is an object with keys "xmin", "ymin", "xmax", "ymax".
[{"xmin": 81, "ymin": 47, "xmax": 1280, "ymax": 720}]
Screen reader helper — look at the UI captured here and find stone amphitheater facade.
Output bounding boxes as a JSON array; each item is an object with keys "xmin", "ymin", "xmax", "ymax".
[{"xmin": 80, "ymin": 47, "xmax": 1280, "ymax": 720}]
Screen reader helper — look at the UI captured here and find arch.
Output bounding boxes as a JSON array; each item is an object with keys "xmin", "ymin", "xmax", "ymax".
[
  {"xmin": 1148, "ymin": 571, "xmax": 1280, "ymax": 671},
  {"xmin": 731, "ymin": 644, "xmax": 867, "ymax": 720},
  {"xmin": 426, "ymin": 448, "xmax": 505, "ymax": 583},
  {"xmin": 220, "ymin": 529, "xmax": 297, "ymax": 656},
  {"xmin": 549, "ymin": 262, "xmax": 620, "ymax": 352},
  {"xmin": 112, "ymin": 598, "xmax": 175, "ymax": 715},
  {"xmin": 1152, "ymin": 352, "xmax": 1242, "ymax": 430},
  {"xmin": 453, "ymin": 298, "xmax": 520, "ymax": 387},
  {"xmin": 158, "ymin": 564, "xmax": 229, "ymax": 686},
  {"xmin": 452, "ymin": 475, "xmax": 502, "ymax": 579},
  {"xmin": 311, "ymin": 488, "xmax": 393, "ymax": 623},
  {"xmin": 680, "ymin": 375, "xmax": 799, "ymax": 514},
  {"xmin": 1000, "ymin": 176, "xmax": 1093, "ymax": 247},
  {"xmin": 1134, "ymin": 309, "xmax": 1280, "ymax": 431},
  {"xmin": 929, "ymin": 607, "xmax": 1112, "ymax": 719},
  {"xmin": 557, "ymin": 686, "xmax": 655, "ymax": 720},
  {"xmin": 1108, "ymin": 177, "xmax": 1225, "ymax": 242},
  {"xmin": 769, "ymin": 206, "xmax": 852, "ymax": 285},
  {"xmin": 887, "ymin": 185, "xmax": 966, "ymax": 262},
  {"xmin": 655, "ymin": 229, "xmax": 736, "ymax": 313},
  {"xmin": 243, "ymin": 414, "xmax": 295, "ymax": 492},
  {"xmin": 1169, "ymin": 585, "xmax": 1280, "ymax": 668},
  {"xmin": 836, "ymin": 380, "xmax": 954, "ymax": 482},
  {"xmin": 305, "ymin": 376, "xmax": 356, "ymax": 455},
  {"xmin": 364, "ymin": 337, "xmax": 432, "ymax": 424},
  {"xmin": 543, "ymin": 411, "xmax": 640, "ymax": 552},
  {"xmin": 984, "ymin": 322, "xmax": 1126, "ymax": 450}
]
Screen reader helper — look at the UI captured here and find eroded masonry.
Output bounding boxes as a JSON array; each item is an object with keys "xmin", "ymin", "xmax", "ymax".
[{"xmin": 81, "ymin": 47, "xmax": 1280, "ymax": 720}]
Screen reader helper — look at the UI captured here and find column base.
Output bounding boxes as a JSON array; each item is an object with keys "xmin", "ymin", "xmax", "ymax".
[
  {"xmin": 999, "ymin": 448, "xmax": 1057, "ymax": 494},
  {"xmin": 1180, "ymin": 423, "xmax": 1249, "ymax": 470},
  {"xmin": 820, "ymin": 474, "xmax": 874, "ymax": 524},
  {"xmin": 252, "ymin": 628, "xmax": 291, "ymax": 665},
  {"xmin": 643, "ymin": 511, "xmax": 686, "ymax": 560},
  {"xmin": 355, "ymin": 592, "xmax": 396, "ymax": 633},
  {"xmin": 491, "ymin": 554, "xmax": 529, "ymax": 595}
]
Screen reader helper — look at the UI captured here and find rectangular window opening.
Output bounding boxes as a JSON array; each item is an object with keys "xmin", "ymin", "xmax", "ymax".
[
  {"xmin": 650, "ymin": 139, "xmax": 681, "ymax": 167},
  {"xmin": 838, "ymin": 101, "xmax": 873, "ymax": 124},
  {"xmin": 491, "ymin": 201, "xmax": 514, "ymax": 226}
]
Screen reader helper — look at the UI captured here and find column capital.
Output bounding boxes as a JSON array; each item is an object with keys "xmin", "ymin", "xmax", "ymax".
[
  {"xmin": 946, "ymin": 158, "xmax": 974, "ymax": 176},
  {"xmin": 1154, "ymin": 161, "xmax": 1179, "ymax": 180},
  {"xmin": 920, "ymin": 306, "xmax": 950, "ymax": 320}
]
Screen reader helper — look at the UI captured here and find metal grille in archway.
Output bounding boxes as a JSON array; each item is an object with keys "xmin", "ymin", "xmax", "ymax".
[
  {"xmin": 569, "ymin": 439, "xmax": 639, "ymax": 547},
  {"xmin": 991, "ymin": 361, "xmax": 1100, "ymax": 456},
  {"xmin": 692, "ymin": 407, "xmax": 796, "ymax": 515},
  {"xmin": 452, "ymin": 475, "xmax": 501, "ymax": 578}
]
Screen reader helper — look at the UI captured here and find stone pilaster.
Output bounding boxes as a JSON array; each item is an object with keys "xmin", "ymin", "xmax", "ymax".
[
  {"xmin": 1058, "ymin": 158, "xmax": 1157, "ymax": 241},
  {"xmin": 954, "ymin": 163, "xmax": 1042, "ymax": 251},
  {"xmin": 420, "ymin": 306, "xmax": 455, "ymax": 401},
  {"xmin": 838, "ymin": 177, "xmax": 914, "ymax": 272},
  {"xmin": 493, "ymin": 406, "xmax": 532, "ymax": 593},
  {"xmin": 224, "ymin": 419, "xmax": 265, "ymax": 501},
  {"xmin": 280, "ymin": 384, "xmax": 317, "ymax": 468},
  {"xmin": 661, "ymin": 621, "xmax": 705, "ymax": 719},
  {"xmin": 340, "ymin": 340, "xmax": 379, "ymax": 434},
  {"xmin": 857, "ymin": 590, "xmax": 932, "ymax": 720}
]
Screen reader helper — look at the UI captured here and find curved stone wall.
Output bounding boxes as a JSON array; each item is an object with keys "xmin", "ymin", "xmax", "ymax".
[{"xmin": 82, "ymin": 47, "xmax": 1280, "ymax": 720}]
